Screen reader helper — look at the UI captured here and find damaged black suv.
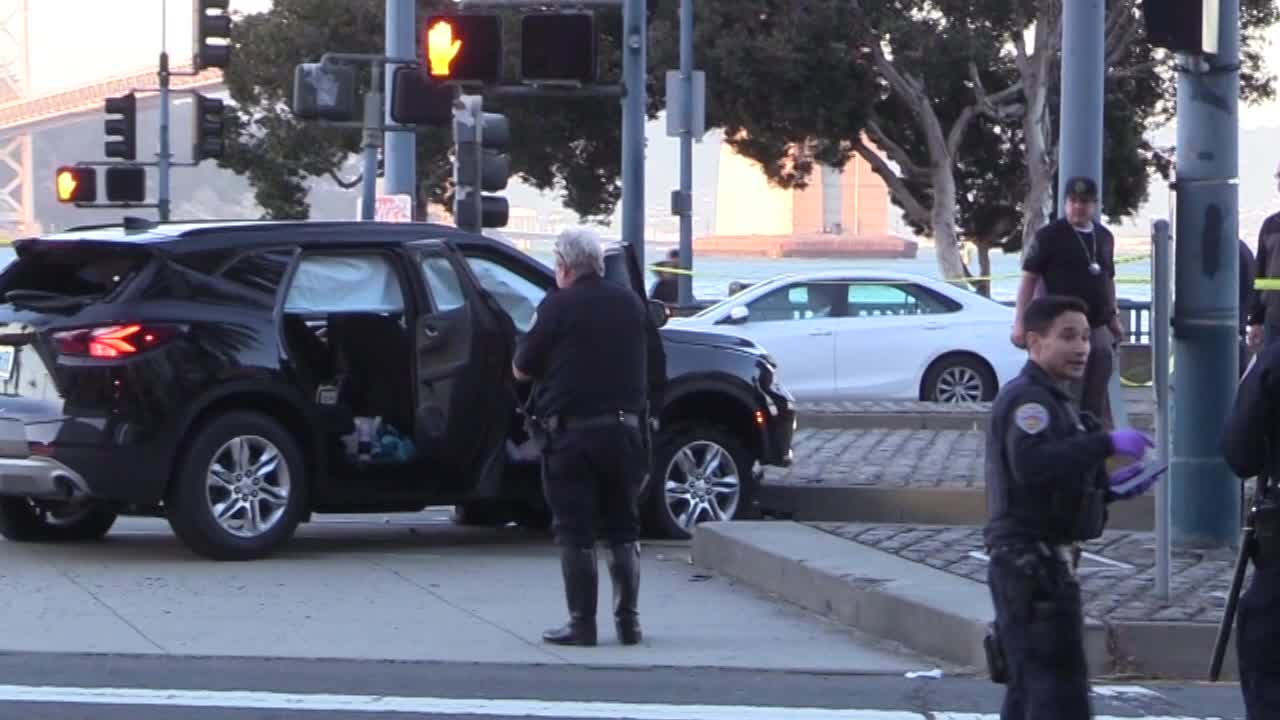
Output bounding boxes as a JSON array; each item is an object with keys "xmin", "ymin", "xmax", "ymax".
[{"xmin": 0, "ymin": 220, "xmax": 795, "ymax": 560}]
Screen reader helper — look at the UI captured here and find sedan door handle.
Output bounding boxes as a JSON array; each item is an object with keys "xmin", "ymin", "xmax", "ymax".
[
  {"xmin": 808, "ymin": 330, "xmax": 833, "ymax": 336},
  {"xmin": 923, "ymin": 323, "xmax": 944, "ymax": 331}
]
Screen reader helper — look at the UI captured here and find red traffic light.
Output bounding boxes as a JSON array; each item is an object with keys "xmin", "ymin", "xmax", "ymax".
[
  {"xmin": 422, "ymin": 14, "xmax": 501, "ymax": 83},
  {"xmin": 55, "ymin": 166, "xmax": 96, "ymax": 203}
]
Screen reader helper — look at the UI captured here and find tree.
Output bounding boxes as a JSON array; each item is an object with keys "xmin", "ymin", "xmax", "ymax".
[
  {"xmin": 220, "ymin": 0, "xmax": 678, "ymax": 221},
  {"xmin": 695, "ymin": 0, "xmax": 1276, "ymax": 293}
]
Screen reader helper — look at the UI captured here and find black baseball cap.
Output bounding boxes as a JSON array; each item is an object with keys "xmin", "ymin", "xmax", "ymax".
[{"xmin": 1065, "ymin": 176, "xmax": 1098, "ymax": 200}]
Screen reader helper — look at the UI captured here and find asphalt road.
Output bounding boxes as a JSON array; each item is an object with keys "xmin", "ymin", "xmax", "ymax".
[{"xmin": 0, "ymin": 653, "xmax": 1248, "ymax": 719}]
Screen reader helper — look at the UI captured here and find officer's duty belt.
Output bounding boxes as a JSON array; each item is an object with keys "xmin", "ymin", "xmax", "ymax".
[{"xmin": 546, "ymin": 411, "xmax": 641, "ymax": 432}]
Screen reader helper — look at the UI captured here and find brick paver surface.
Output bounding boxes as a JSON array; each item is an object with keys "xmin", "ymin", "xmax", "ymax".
[
  {"xmin": 812, "ymin": 522, "xmax": 1243, "ymax": 624},
  {"xmin": 771, "ymin": 428, "xmax": 987, "ymax": 488},
  {"xmin": 793, "ymin": 388, "xmax": 1155, "ymax": 417}
]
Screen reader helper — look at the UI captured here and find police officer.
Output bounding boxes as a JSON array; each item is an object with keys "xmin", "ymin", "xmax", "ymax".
[
  {"xmin": 985, "ymin": 295, "xmax": 1158, "ymax": 718},
  {"xmin": 513, "ymin": 227, "xmax": 655, "ymax": 647},
  {"xmin": 1223, "ymin": 340, "xmax": 1280, "ymax": 717}
]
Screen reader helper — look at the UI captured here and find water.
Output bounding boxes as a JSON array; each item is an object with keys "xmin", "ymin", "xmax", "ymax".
[{"xmin": 529, "ymin": 247, "xmax": 1155, "ymax": 303}]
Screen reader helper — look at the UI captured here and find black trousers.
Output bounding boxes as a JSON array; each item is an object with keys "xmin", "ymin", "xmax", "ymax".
[
  {"xmin": 1238, "ymin": 563, "xmax": 1280, "ymax": 718},
  {"xmin": 988, "ymin": 547, "xmax": 1092, "ymax": 720},
  {"xmin": 541, "ymin": 423, "xmax": 646, "ymax": 549}
]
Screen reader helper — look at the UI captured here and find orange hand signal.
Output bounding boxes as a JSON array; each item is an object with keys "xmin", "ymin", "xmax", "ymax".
[
  {"xmin": 427, "ymin": 20, "xmax": 462, "ymax": 77},
  {"xmin": 56, "ymin": 170, "xmax": 78, "ymax": 201}
]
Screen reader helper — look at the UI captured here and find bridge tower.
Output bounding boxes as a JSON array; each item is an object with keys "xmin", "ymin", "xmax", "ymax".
[{"xmin": 0, "ymin": 0, "xmax": 30, "ymax": 237}]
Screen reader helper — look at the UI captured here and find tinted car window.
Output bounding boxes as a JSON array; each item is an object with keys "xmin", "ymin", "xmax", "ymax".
[
  {"xmin": 846, "ymin": 282, "xmax": 958, "ymax": 316},
  {"xmin": 0, "ymin": 245, "xmax": 149, "ymax": 305},
  {"xmin": 463, "ymin": 256, "xmax": 546, "ymax": 331},
  {"xmin": 419, "ymin": 255, "xmax": 466, "ymax": 312},
  {"xmin": 222, "ymin": 250, "xmax": 292, "ymax": 297},
  {"xmin": 745, "ymin": 282, "xmax": 843, "ymax": 322}
]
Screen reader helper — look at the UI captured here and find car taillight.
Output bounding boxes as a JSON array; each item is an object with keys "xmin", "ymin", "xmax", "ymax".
[{"xmin": 53, "ymin": 324, "xmax": 180, "ymax": 358}]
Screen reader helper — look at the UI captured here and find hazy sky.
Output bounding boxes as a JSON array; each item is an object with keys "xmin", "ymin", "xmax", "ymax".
[{"xmin": 28, "ymin": 0, "xmax": 1280, "ymax": 127}]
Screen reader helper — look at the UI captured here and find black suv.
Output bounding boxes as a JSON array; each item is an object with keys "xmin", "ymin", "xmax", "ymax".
[{"xmin": 0, "ymin": 220, "xmax": 795, "ymax": 560}]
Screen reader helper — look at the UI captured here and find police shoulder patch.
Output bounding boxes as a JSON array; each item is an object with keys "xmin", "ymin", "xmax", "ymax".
[{"xmin": 1013, "ymin": 402, "xmax": 1049, "ymax": 434}]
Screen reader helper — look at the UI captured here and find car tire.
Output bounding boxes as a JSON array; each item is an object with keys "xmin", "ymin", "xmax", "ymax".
[
  {"xmin": 166, "ymin": 411, "xmax": 307, "ymax": 561},
  {"xmin": 450, "ymin": 500, "xmax": 507, "ymax": 526},
  {"xmin": 922, "ymin": 355, "xmax": 997, "ymax": 403},
  {"xmin": 644, "ymin": 423, "xmax": 756, "ymax": 540},
  {"xmin": 0, "ymin": 498, "xmax": 117, "ymax": 542}
]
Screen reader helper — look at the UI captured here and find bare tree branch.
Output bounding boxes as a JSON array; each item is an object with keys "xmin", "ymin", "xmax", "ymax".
[
  {"xmin": 329, "ymin": 170, "xmax": 362, "ymax": 189},
  {"xmin": 1108, "ymin": 59, "xmax": 1160, "ymax": 80},
  {"xmin": 1105, "ymin": 1, "xmax": 1142, "ymax": 67},
  {"xmin": 947, "ymin": 106, "xmax": 978, "ymax": 157},
  {"xmin": 968, "ymin": 62, "xmax": 1024, "ymax": 121},
  {"xmin": 864, "ymin": 120, "xmax": 929, "ymax": 179},
  {"xmin": 854, "ymin": 140, "xmax": 931, "ymax": 230}
]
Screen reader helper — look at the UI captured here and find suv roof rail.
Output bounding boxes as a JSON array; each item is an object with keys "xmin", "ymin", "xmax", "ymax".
[{"xmin": 123, "ymin": 216, "xmax": 158, "ymax": 232}]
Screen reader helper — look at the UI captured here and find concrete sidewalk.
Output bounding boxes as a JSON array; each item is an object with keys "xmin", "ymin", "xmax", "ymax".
[
  {"xmin": 693, "ymin": 521, "xmax": 1241, "ymax": 681},
  {"xmin": 0, "ymin": 515, "xmax": 938, "ymax": 675}
]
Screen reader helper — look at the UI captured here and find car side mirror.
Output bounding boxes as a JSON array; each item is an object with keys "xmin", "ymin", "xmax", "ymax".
[
  {"xmin": 647, "ymin": 298, "xmax": 669, "ymax": 328},
  {"xmin": 723, "ymin": 305, "xmax": 749, "ymax": 324}
]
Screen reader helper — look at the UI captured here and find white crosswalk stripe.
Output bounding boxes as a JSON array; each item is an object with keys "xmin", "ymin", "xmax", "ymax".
[{"xmin": 0, "ymin": 684, "xmax": 1223, "ymax": 719}]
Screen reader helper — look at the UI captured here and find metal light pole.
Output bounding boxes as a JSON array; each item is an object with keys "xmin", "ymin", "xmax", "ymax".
[
  {"xmin": 1152, "ymin": 218, "xmax": 1173, "ymax": 598},
  {"xmin": 383, "ymin": 0, "xmax": 417, "ymax": 205},
  {"xmin": 157, "ymin": 1, "xmax": 172, "ymax": 221},
  {"xmin": 1055, "ymin": 0, "xmax": 1104, "ymax": 218},
  {"xmin": 675, "ymin": 0, "xmax": 694, "ymax": 306},
  {"xmin": 1170, "ymin": 0, "xmax": 1242, "ymax": 549},
  {"xmin": 621, "ymin": 0, "xmax": 647, "ymax": 268},
  {"xmin": 360, "ymin": 64, "xmax": 384, "ymax": 220}
]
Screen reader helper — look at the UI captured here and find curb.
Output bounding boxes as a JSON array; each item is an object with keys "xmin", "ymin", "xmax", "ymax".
[
  {"xmin": 691, "ymin": 521, "xmax": 1238, "ymax": 681},
  {"xmin": 757, "ymin": 484, "xmax": 1156, "ymax": 531},
  {"xmin": 795, "ymin": 411, "xmax": 1155, "ymax": 432}
]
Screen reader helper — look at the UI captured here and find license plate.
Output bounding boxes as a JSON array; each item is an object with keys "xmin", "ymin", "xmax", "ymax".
[{"xmin": 0, "ymin": 346, "xmax": 15, "ymax": 382}]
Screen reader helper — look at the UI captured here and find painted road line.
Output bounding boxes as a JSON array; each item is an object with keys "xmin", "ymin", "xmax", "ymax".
[{"xmin": 0, "ymin": 685, "xmax": 1219, "ymax": 720}]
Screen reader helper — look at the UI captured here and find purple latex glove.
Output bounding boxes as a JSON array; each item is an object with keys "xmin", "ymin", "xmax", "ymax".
[
  {"xmin": 1109, "ymin": 429, "xmax": 1154, "ymax": 459},
  {"xmin": 1108, "ymin": 462, "xmax": 1164, "ymax": 500}
]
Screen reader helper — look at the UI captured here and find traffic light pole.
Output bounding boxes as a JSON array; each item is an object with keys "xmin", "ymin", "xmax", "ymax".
[
  {"xmin": 157, "ymin": 51, "xmax": 172, "ymax": 222},
  {"xmin": 361, "ymin": 64, "xmax": 385, "ymax": 221},
  {"xmin": 383, "ymin": 0, "xmax": 417, "ymax": 206},
  {"xmin": 621, "ymin": 0, "xmax": 647, "ymax": 269},
  {"xmin": 675, "ymin": 0, "xmax": 694, "ymax": 306},
  {"xmin": 1170, "ymin": 0, "xmax": 1242, "ymax": 549}
]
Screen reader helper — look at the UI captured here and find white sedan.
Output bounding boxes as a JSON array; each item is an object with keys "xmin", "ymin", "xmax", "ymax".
[{"xmin": 671, "ymin": 270, "xmax": 1026, "ymax": 403}]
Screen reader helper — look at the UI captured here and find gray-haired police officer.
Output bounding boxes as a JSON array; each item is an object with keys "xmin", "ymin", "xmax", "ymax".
[
  {"xmin": 514, "ymin": 227, "xmax": 655, "ymax": 647},
  {"xmin": 985, "ymin": 295, "xmax": 1159, "ymax": 718},
  {"xmin": 1224, "ymin": 340, "xmax": 1280, "ymax": 717}
]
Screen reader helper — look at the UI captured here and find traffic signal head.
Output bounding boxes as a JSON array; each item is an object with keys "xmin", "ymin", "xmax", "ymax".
[
  {"xmin": 105, "ymin": 166, "xmax": 146, "ymax": 203},
  {"xmin": 521, "ymin": 12, "xmax": 597, "ymax": 84},
  {"xmin": 193, "ymin": 92, "xmax": 226, "ymax": 161},
  {"xmin": 55, "ymin": 166, "xmax": 96, "ymax": 203},
  {"xmin": 194, "ymin": 0, "xmax": 233, "ymax": 69},
  {"xmin": 104, "ymin": 91, "xmax": 137, "ymax": 161},
  {"xmin": 292, "ymin": 63, "xmax": 358, "ymax": 121},
  {"xmin": 452, "ymin": 97, "xmax": 511, "ymax": 231},
  {"xmin": 391, "ymin": 66, "xmax": 455, "ymax": 126},
  {"xmin": 422, "ymin": 14, "xmax": 502, "ymax": 84}
]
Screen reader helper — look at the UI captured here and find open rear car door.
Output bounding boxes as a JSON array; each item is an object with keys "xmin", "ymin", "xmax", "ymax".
[{"xmin": 407, "ymin": 239, "xmax": 516, "ymax": 496}]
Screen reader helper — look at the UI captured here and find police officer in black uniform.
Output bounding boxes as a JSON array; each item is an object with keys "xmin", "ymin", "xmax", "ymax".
[
  {"xmin": 513, "ymin": 227, "xmax": 656, "ymax": 647},
  {"xmin": 1223, "ymin": 341, "xmax": 1280, "ymax": 717},
  {"xmin": 985, "ymin": 295, "xmax": 1158, "ymax": 718}
]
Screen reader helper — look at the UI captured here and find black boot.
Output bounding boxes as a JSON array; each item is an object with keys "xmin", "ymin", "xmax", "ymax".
[
  {"xmin": 607, "ymin": 541, "xmax": 642, "ymax": 645},
  {"xmin": 543, "ymin": 546, "xmax": 598, "ymax": 646}
]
